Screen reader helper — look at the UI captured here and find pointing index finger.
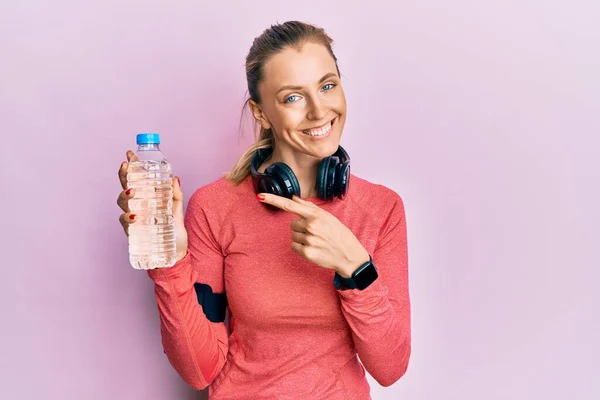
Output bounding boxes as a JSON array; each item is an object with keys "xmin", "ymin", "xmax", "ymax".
[{"xmin": 258, "ymin": 193, "xmax": 314, "ymax": 217}]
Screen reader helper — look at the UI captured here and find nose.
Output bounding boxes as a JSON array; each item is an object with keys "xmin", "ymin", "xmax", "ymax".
[{"xmin": 306, "ymin": 96, "xmax": 327, "ymax": 121}]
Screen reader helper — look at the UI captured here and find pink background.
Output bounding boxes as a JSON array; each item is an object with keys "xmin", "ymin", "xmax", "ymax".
[{"xmin": 2, "ymin": 1, "xmax": 599, "ymax": 399}]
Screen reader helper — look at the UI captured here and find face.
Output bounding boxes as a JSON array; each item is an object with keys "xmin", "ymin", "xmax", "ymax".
[{"xmin": 250, "ymin": 41, "xmax": 347, "ymax": 159}]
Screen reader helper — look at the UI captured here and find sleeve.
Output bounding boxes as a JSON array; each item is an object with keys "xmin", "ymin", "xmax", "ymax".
[
  {"xmin": 337, "ymin": 192, "xmax": 411, "ymax": 387},
  {"xmin": 146, "ymin": 189, "xmax": 229, "ymax": 390}
]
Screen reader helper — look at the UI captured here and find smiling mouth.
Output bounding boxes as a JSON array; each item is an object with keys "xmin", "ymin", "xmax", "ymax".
[{"xmin": 301, "ymin": 117, "xmax": 337, "ymax": 137}]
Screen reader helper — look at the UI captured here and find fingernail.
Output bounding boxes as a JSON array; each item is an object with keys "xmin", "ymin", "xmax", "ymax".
[
  {"xmin": 257, "ymin": 194, "xmax": 265, "ymax": 201},
  {"xmin": 129, "ymin": 214, "xmax": 135, "ymax": 220},
  {"xmin": 125, "ymin": 189, "xmax": 131, "ymax": 195},
  {"xmin": 176, "ymin": 177, "xmax": 181, "ymax": 186}
]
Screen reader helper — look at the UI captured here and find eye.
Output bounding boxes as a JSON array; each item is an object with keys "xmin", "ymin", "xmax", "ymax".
[
  {"xmin": 285, "ymin": 95, "xmax": 300, "ymax": 103},
  {"xmin": 322, "ymin": 83, "xmax": 336, "ymax": 91}
]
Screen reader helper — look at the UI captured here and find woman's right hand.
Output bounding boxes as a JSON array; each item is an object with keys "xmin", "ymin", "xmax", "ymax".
[{"xmin": 117, "ymin": 150, "xmax": 189, "ymax": 263}]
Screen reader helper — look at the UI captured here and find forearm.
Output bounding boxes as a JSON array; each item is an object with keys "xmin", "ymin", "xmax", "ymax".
[
  {"xmin": 148, "ymin": 254, "xmax": 229, "ymax": 390},
  {"xmin": 338, "ymin": 278, "xmax": 411, "ymax": 387}
]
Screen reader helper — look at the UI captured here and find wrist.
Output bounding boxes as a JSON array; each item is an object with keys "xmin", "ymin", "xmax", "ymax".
[
  {"xmin": 336, "ymin": 248, "xmax": 370, "ymax": 278},
  {"xmin": 333, "ymin": 253, "xmax": 378, "ymax": 291}
]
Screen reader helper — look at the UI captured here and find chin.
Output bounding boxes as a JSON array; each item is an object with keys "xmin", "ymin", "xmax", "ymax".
[
  {"xmin": 315, "ymin": 140, "xmax": 341, "ymax": 158},
  {"xmin": 296, "ymin": 135, "xmax": 339, "ymax": 158}
]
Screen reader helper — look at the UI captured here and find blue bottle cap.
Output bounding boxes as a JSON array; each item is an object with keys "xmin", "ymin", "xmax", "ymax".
[{"xmin": 136, "ymin": 133, "xmax": 160, "ymax": 144}]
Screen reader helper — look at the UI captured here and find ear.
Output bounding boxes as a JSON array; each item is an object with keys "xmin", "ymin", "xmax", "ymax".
[{"xmin": 249, "ymin": 100, "xmax": 272, "ymax": 130}]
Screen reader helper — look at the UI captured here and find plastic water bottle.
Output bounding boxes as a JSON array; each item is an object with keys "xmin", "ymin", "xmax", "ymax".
[{"xmin": 127, "ymin": 133, "xmax": 177, "ymax": 270}]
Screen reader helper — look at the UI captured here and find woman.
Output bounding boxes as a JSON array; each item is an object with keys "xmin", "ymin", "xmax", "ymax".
[{"xmin": 117, "ymin": 21, "xmax": 411, "ymax": 399}]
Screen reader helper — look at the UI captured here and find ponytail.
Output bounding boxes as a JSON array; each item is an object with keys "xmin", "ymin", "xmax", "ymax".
[{"xmin": 225, "ymin": 125, "xmax": 273, "ymax": 184}]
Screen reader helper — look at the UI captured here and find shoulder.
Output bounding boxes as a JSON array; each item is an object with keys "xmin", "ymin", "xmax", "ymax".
[
  {"xmin": 188, "ymin": 175, "xmax": 247, "ymax": 201},
  {"xmin": 347, "ymin": 173, "xmax": 405, "ymax": 214},
  {"xmin": 185, "ymin": 175, "xmax": 251, "ymax": 222},
  {"xmin": 347, "ymin": 174, "xmax": 407, "ymax": 242}
]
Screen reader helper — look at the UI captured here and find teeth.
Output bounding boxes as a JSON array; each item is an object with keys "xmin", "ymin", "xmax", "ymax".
[{"xmin": 303, "ymin": 121, "xmax": 332, "ymax": 136}]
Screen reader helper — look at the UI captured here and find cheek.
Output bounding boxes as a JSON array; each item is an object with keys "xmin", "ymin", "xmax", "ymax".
[
  {"xmin": 327, "ymin": 90, "xmax": 347, "ymax": 113},
  {"xmin": 277, "ymin": 108, "xmax": 306, "ymax": 132},
  {"xmin": 337, "ymin": 91, "xmax": 347, "ymax": 111}
]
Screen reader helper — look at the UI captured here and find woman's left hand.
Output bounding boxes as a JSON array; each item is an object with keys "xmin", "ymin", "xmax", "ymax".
[{"xmin": 257, "ymin": 193, "xmax": 370, "ymax": 278}]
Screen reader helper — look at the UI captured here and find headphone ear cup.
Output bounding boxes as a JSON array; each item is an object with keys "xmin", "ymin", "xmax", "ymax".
[
  {"xmin": 265, "ymin": 162, "xmax": 300, "ymax": 199},
  {"xmin": 317, "ymin": 156, "xmax": 331, "ymax": 200},
  {"xmin": 318, "ymin": 156, "xmax": 339, "ymax": 201},
  {"xmin": 255, "ymin": 175, "xmax": 283, "ymax": 197},
  {"xmin": 335, "ymin": 161, "xmax": 351, "ymax": 199},
  {"xmin": 326, "ymin": 157, "xmax": 340, "ymax": 201}
]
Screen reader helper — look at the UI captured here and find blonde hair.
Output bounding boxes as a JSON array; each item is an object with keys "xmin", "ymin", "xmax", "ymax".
[
  {"xmin": 225, "ymin": 21, "xmax": 339, "ymax": 185},
  {"xmin": 225, "ymin": 125, "xmax": 274, "ymax": 184}
]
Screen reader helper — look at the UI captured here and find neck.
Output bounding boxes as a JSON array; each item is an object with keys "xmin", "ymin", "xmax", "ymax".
[{"xmin": 260, "ymin": 147, "xmax": 321, "ymax": 199}]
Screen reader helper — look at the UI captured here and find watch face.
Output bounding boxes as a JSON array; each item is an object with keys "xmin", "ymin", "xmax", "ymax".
[{"xmin": 355, "ymin": 263, "xmax": 378, "ymax": 290}]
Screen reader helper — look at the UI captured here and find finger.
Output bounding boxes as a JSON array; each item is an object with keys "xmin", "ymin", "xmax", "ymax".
[
  {"xmin": 291, "ymin": 242, "xmax": 317, "ymax": 261},
  {"xmin": 290, "ymin": 218, "xmax": 308, "ymax": 233},
  {"xmin": 118, "ymin": 161, "xmax": 128, "ymax": 190},
  {"xmin": 258, "ymin": 193, "xmax": 314, "ymax": 218},
  {"xmin": 292, "ymin": 231, "xmax": 311, "ymax": 246},
  {"xmin": 116, "ymin": 188, "xmax": 134, "ymax": 212},
  {"xmin": 119, "ymin": 212, "xmax": 137, "ymax": 236},
  {"xmin": 126, "ymin": 150, "xmax": 139, "ymax": 163},
  {"xmin": 119, "ymin": 151, "xmax": 139, "ymax": 190},
  {"xmin": 291, "ymin": 241, "xmax": 305, "ymax": 256}
]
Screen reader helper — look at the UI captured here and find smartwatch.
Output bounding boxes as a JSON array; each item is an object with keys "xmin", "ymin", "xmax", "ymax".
[{"xmin": 333, "ymin": 256, "xmax": 379, "ymax": 291}]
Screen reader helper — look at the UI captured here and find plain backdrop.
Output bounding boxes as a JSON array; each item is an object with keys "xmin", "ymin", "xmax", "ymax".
[{"xmin": 1, "ymin": 0, "xmax": 599, "ymax": 399}]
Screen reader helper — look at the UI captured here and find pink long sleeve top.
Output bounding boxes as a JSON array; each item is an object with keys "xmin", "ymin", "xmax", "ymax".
[{"xmin": 147, "ymin": 173, "xmax": 411, "ymax": 399}]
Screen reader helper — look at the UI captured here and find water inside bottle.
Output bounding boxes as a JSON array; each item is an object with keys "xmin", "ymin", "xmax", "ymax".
[{"xmin": 127, "ymin": 159, "xmax": 177, "ymax": 269}]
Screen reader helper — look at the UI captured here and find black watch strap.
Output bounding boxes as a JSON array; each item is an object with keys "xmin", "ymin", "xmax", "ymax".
[
  {"xmin": 333, "ymin": 256, "xmax": 378, "ymax": 291},
  {"xmin": 334, "ymin": 271, "xmax": 358, "ymax": 290}
]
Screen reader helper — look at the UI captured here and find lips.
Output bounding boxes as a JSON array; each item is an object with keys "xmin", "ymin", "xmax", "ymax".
[{"xmin": 301, "ymin": 117, "xmax": 337, "ymax": 137}]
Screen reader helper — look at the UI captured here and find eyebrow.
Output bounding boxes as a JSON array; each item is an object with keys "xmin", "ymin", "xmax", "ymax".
[{"xmin": 276, "ymin": 72, "xmax": 338, "ymax": 95}]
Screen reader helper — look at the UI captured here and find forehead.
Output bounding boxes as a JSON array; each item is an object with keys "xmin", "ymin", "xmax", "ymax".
[{"xmin": 261, "ymin": 42, "xmax": 338, "ymax": 90}]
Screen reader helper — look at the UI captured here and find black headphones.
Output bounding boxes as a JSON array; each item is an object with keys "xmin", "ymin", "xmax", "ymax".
[{"xmin": 250, "ymin": 145, "xmax": 351, "ymax": 201}]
